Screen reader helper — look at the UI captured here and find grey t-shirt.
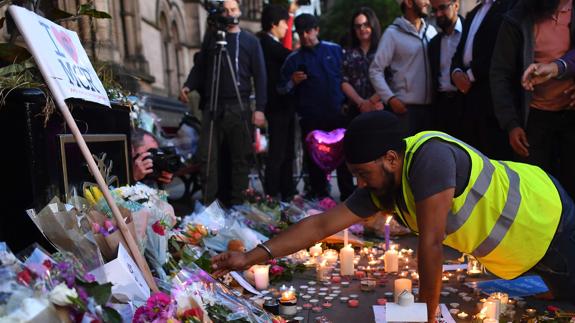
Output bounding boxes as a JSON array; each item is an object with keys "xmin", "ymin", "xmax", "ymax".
[{"xmin": 345, "ymin": 139, "xmax": 471, "ymax": 218}]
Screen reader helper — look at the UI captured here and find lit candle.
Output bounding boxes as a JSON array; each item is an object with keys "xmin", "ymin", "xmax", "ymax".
[
  {"xmin": 483, "ymin": 300, "xmax": 499, "ymax": 319},
  {"xmin": 393, "ymin": 278, "xmax": 412, "ymax": 303},
  {"xmin": 490, "ymin": 292, "xmax": 508, "ymax": 312},
  {"xmin": 385, "ymin": 215, "xmax": 392, "ymax": 250},
  {"xmin": 316, "ymin": 260, "xmax": 329, "ymax": 282},
  {"xmin": 457, "ymin": 311, "xmax": 469, "ymax": 319},
  {"xmin": 348, "ymin": 299, "xmax": 359, "ymax": 308},
  {"xmin": 344, "ymin": 228, "xmax": 349, "ymax": 246},
  {"xmin": 323, "ymin": 249, "xmax": 339, "ymax": 265},
  {"xmin": 253, "ymin": 265, "xmax": 270, "ymax": 290},
  {"xmin": 310, "ymin": 243, "xmax": 323, "ymax": 257},
  {"xmin": 279, "ymin": 288, "xmax": 297, "ymax": 316},
  {"xmin": 384, "ymin": 248, "xmax": 399, "ymax": 273},
  {"xmin": 340, "ymin": 244, "xmax": 355, "ymax": 276}
]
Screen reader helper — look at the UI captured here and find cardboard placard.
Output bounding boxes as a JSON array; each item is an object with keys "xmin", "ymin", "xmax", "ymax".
[{"xmin": 89, "ymin": 244, "xmax": 150, "ymax": 303}]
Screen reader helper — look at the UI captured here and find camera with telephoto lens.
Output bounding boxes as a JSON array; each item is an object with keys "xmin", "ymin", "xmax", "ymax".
[
  {"xmin": 145, "ymin": 147, "xmax": 183, "ymax": 180},
  {"xmin": 203, "ymin": 0, "xmax": 239, "ymax": 31}
]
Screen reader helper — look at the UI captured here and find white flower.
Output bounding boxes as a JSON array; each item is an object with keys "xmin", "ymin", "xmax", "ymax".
[{"xmin": 48, "ymin": 283, "xmax": 78, "ymax": 306}]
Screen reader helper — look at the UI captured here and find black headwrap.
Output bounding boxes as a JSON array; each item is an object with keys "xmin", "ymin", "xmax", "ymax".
[{"xmin": 343, "ymin": 111, "xmax": 406, "ymax": 164}]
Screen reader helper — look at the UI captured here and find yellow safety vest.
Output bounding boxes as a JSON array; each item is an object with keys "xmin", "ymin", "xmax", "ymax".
[{"xmin": 371, "ymin": 131, "xmax": 562, "ymax": 279}]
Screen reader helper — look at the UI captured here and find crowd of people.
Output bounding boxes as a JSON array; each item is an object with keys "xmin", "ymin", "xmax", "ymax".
[{"xmin": 171, "ymin": 0, "xmax": 574, "ymax": 209}]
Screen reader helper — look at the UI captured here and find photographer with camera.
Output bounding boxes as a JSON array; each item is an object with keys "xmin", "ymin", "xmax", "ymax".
[
  {"xmin": 132, "ymin": 128, "xmax": 177, "ymax": 186},
  {"xmin": 183, "ymin": 0, "xmax": 267, "ymax": 206}
]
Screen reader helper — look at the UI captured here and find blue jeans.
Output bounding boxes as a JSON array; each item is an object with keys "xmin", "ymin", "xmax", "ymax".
[{"xmin": 533, "ymin": 177, "xmax": 575, "ymax": 302}]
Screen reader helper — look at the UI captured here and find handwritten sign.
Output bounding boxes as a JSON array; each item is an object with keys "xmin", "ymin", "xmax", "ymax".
[
  {"xmin": 90, "ymin": 244, "xmax": 150, "ymax": 303},
  {"xmin": 8, "ymin": 5, "xmax": 110, "ymax": 107}
]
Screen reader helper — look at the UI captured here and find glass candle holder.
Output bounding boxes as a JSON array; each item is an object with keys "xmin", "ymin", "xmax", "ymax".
[{"xmin": 466, "ymin": 255, "xmax": 484, "ymax": 277}]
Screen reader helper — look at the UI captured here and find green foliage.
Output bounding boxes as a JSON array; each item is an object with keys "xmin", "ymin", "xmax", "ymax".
[
  {"xmin": 77, "ymin": 3, "xmax": 112, "ymax": 19},
  {"xmin": 319, "ymin": 0, "xmax": 401, "ymax": 45}
]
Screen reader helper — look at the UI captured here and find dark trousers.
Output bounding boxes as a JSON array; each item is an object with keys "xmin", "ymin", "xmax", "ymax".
[
  {"xmin": 198, "ymin": 102, "xmax": 252, "ymax": 205},
  {"xmin": 265, "ymin": 108, "xmax": 296, "ymax": 200},
  {"xmin": 395, "ymin": 104, "xmax": 434, "ymax": 136},
  {"xmin": 300, "ymin": 117, "xmax": 355, "ymax": 201},
  {"xmin": 432, "ymin": 91, "xmax": 464, "ymax": 137},
  {"xmin": 519, "ymin": 108, "xmax": 575, "ymax": 200},
  {"xmin": 458, "ymin": 83, "xmax": 512, "ymax": 160},
  {"xmin": 534, "ymin": 177, "xmax": 575, "ymax": 302}
]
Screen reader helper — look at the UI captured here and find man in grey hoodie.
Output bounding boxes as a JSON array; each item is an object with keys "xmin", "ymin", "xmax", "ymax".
[{"xmin": 369, "ymin": 0, "xmax": 437, "ymax": 135}]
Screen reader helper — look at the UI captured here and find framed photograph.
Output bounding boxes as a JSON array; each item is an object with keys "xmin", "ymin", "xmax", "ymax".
[{"xmin": 58, "ymin": 134, "xmax": 131, "ymax": 199}]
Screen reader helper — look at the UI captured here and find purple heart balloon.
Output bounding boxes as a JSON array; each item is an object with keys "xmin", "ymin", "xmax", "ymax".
[{"xmin": 305, "ymin": 128, "xmax": 346, "ymax": 173}]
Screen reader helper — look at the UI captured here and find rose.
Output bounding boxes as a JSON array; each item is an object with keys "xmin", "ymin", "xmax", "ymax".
[
  {"xmin": 49, "ymin": 282, "xmax": 79, "ymax": 306},
  {"xmin": 181, "ymin": 308, "xmax": 203, "ymax": 321},
  {"xmin": 270, "ymin": 265, "xmax": 285, "ymax": 276},
  {"xmin": 152, "ymin": 220, "xmax": 166, "ymax": 236}
]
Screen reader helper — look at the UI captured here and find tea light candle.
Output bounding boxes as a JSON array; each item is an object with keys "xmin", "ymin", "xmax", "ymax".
[
  {"xmin": 355, "ymin": 270, "xmax": 366, "ymax": 279},
  {"xmin": 253, "ymin": 265, "xmax": 270, "ymax": 290},
  {"xmin": 349, "ymin": 294, "xmax": 359, "ymax": 300},
  {"xmin": 341, "ymin": 281, "xmax": 350, "ymax": 288},
  {"xmin": 310, "ymin": 243, "xmax": 322, "ymax": 257},
  {"xmin": 360, "ymin": 277, "xmax": 377, "ymax": 292},
  {"xmin": 456, "ymin": 311, "xmax": 468, "ymax": 319},
  {"xmin": 384, "ymin": 248, "xmax": 399, "ymax": 273},
  {"xmin": 312, "ymin": 306, "xmax": 322, "ymax": 313},
  {"xmin": 377, "ymin": 298, "xmax": 387, "ymax": 305},
  {"xmin": 348, "ymin": 299, "xmax": 359, "ymax": 308},
  {"xmin": 442, "ymin": 274, "xmax": 449, "ymax": 282},
  {"xmin": 331, "ymin": 275, "xmax": 341, "ymax": 283},
  {"xmin": 322, "ymin": 301, "xmax": 332, "ymax": 309},
  {"xmin": 525, "ymin": 308, "xmax": 536, "ymax": 317},
  {"xmin": 302, "ymin": 303, "xmax": 312, "ymax": 310},
  {"xmin": 394, "ymin": 278, "xmax": 412, "ymax": 303},
  {"xmin": 340, "ymin": 243, "xmax": 355, "ymax": 276},
  {"xmin": 339, "ymin": 296, "xmax": 349, "ymax": 303},
  {"xmin": 323, "ymin": 249, "xmax": 339, "ymax": 265},
  {"xmin": 490, "ymin": 292, "xmax": 508, "ymax": 312}
]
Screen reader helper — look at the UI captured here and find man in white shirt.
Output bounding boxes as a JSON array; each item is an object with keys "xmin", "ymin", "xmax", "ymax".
[{"xmin": 449, "ymin": 0, "xmax": 517, "ymax": 160}]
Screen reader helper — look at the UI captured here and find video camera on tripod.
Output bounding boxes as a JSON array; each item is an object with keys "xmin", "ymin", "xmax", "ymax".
[{"xmin": 202, "ymin": 0, "xmax": 239, "ymax": 31}]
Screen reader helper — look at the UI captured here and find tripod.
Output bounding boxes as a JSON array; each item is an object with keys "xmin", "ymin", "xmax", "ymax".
[{"xmin": 203, "ymin": 30, "xmax": 265, "ymax": 204}]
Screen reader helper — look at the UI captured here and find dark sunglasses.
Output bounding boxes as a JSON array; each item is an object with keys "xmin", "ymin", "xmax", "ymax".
[
  {"xmin": 431, "ymin": 1, "xmax": 454, "ymax": 13},
  {"xmin": 353, "ymin": 22, "xmax": 371, "ymax": 30}
]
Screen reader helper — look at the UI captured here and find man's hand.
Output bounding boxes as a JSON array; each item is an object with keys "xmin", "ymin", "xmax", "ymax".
[
  {"xmin": 179, "ymin": 86, "xmax": 191, "ymax": 103},
  {"xmin": 389, "ymin": 97, "xmax": 407, "ymax": 114},
  {"xmin": 291, "ymin": 71, "xmax": 308, "ymax": 85},
  {"xmin": 522, "ymin": 63, "xmax": 559, "ymax": 91},
  {"xmin": 158, "ymin": 171, "xmax": 174, "ymax": 184},
  {"xmin": 252, "ymin": 111, "xmax": 266, "ymax": 128},
  {"xmin": 509, "ymin": 127, "xmax": 530, "ymax": 158},
  {"xmin": 211, "ymin": 251, "xmax": 250, "ymax": 277},
  {"xmin": 451, "ymin": 70, "xmax": 472, "ymax": 94},
  {"xmin": 133, "ymin": 152, "xmax": 153, "ymax": 181},
  {"xmin": 565, "ymin": 83, "xmax": 575, "ymax": 109}
]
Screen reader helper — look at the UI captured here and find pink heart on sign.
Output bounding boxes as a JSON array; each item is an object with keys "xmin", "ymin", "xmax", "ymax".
[
  {"xmin": 51, "ymin": 26, "xmax": 78, "ymax": 63},
  {"xmin": 305, "ymin": 128, "xmax": 346, "ymax": 173}
]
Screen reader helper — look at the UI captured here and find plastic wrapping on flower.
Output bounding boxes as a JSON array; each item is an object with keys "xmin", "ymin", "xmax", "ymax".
[
  {"xmin": 181, "ymin": 201, "xmax": 267, "ymax": 252},
  {"xmin": 28, "ymin": 197, "xmax": 105, "ymax": 271},
  {"xmin": 172, "ymin": 263, "xmax": 274, "ymax": 323}
]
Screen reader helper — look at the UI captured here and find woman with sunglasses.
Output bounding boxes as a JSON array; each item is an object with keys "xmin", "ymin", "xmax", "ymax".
[{"xmin": 341, "ymin": 7, "xmax": 384, "ymax": 118}]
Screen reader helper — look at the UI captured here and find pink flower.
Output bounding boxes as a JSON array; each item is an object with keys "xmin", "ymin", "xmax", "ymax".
[
  {"xmin": 152, "ymin": 220, "xmax": 166, "ymax": 236},
  {"xmin": 319, "ymin": 197, "xmax": 337, "ymax": 210},
  {"xmin": 270, "ymin": 265, "xmax": 285, "ymax": 276},
  {"xmin": 268, "ymin": 259, "xmax": 278, "ymax": 266}
]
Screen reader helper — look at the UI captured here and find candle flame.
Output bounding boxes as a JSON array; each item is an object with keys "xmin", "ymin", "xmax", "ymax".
[{"xmin": 385, "ymin": 215, "xmax": 393, "ymax": 225}]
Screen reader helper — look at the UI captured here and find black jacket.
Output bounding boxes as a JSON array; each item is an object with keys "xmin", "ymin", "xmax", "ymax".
[
  {"xmin": 451, "ymin": 0, "xmax": 518, "ymax": 85},
  {"xmin": 428, "ymin": 16, "xmax": 464, "ymax": 94},
  {"xmin": 259, "ymin": 33, "xmax": 292, "ymax": 114},
  {"xmin": 491, "ymin": 0, "xmax": 575, "ymax": 132}
]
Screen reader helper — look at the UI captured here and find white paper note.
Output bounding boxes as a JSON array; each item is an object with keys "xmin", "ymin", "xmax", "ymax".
[
  {"xmin": 386, "ymin": 303, "xmax": 428, "ymax": 322},
  {"xmin": 230, "ymin": 271, "xmax": 262, "ymax": 295}
]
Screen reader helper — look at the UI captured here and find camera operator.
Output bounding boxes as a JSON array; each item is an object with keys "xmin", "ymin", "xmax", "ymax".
[
  {"xmin": 182, "ymin": 0, "xmax": 267, "ymax": 205},
  {"xmin": 131, "ymin": 128, "xmax": 174, "ymax": 186}
]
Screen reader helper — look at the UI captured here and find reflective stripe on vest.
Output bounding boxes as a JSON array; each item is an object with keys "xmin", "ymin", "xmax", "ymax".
[{"xmin": 371, "ymin": 131, "xmax": 562, "ymax": 279}]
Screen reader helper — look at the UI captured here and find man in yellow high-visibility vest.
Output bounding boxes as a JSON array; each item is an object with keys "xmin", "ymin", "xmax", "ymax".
[{"xmin": 212, "ymin": 111, "xmax": 575, "ymax": 322}]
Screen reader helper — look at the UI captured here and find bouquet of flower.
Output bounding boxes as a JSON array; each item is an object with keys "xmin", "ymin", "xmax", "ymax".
[
  {"xmin": 28, "ymin": 196, "xmax": 105, "ymax": 271},
  {"xmin": 3, "ymin": 246, "xmax": 122, "ymax": 322}
]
